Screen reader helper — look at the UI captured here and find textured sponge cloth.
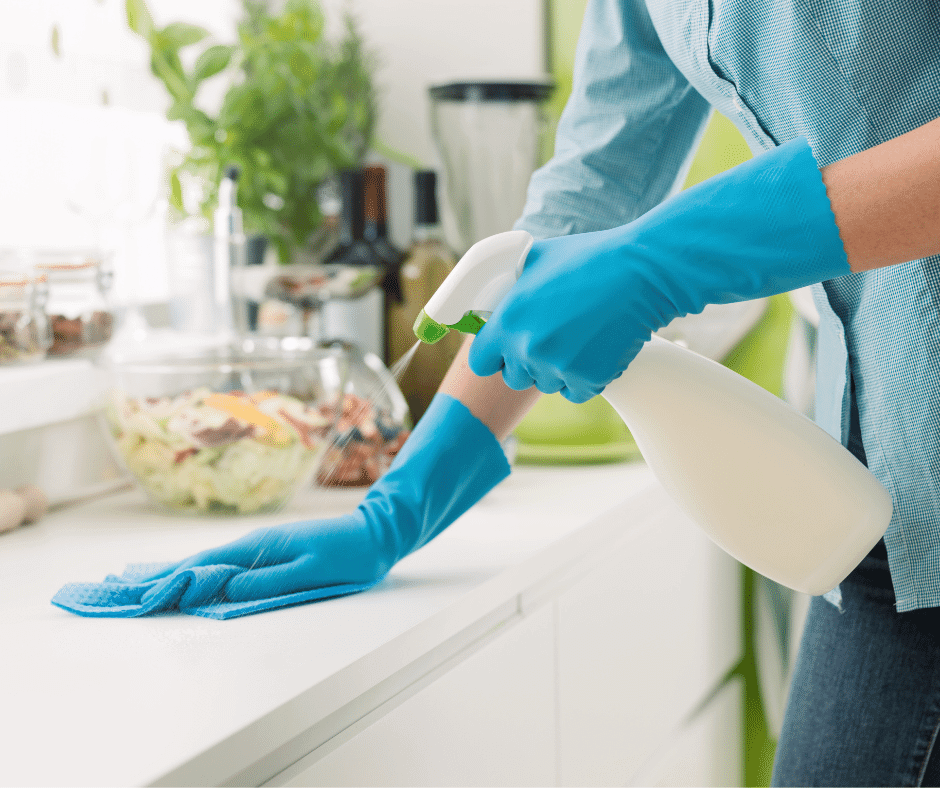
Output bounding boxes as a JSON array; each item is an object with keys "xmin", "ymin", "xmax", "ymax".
[{"xmin": 51, "ymin": 563, "xmax": 378, "ymax": 620}]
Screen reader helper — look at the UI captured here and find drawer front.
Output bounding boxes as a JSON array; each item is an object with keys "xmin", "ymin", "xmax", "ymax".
[
  {"xmin": 556, "ymin": 509, "xmax": 741, "ymax": 785},
  {"xmin": 272, "ymin": 605, "xmax": 556, "ymax": 787}
]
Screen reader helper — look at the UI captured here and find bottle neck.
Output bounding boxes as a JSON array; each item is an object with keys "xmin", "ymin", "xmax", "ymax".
[
  {"xmin": 411, "ymin": 222, "xmax": 444, "ymax": 245},
  {"xmin": 338, "ymin": 171, "xmax": 365, "ymax": 244},
  {"xmin": 364, "ymin": 218, "xmax": 389, "ymax": 243}
]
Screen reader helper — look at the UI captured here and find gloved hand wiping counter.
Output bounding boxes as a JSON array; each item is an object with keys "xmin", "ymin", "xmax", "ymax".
[{"xmin": 52, "ymin": 137, "xmax": 849, "ymax": 619}]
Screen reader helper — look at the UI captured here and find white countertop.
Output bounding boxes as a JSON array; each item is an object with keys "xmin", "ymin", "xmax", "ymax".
[{"xmin": 0, "ymin": 462, "xmax": 661, "ymax": 787}]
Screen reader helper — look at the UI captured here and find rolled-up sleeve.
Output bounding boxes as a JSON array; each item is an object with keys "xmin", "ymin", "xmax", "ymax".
[{"xmin": 516, "ymin": 0, "xmax": 711, "ymax": 239}]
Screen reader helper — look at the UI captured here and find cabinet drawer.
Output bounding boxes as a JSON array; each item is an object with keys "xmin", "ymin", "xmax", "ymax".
[
  {"xmin": 270, "ymin": 605, "xmax": 556, "ymax": 787},
  {"xmin": 556, "ymin": 509, "xmax": 741, "ymax": 785}
]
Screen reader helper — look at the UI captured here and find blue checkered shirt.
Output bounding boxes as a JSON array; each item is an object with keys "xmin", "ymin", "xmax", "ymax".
[{"xmin": 516, "ymin": 0, "xmax": 940, "ymax": 611}]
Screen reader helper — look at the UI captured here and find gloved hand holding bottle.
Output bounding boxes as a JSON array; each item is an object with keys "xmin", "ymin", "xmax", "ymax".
[{"xmin": 468, "ymin": 137, "xmax": 852, "ymax": 403}]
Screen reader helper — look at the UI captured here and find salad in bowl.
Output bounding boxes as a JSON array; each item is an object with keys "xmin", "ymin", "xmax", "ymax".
[{"xmin": 103, "ymin": 336, "xmax": 345, "ymax": 515}]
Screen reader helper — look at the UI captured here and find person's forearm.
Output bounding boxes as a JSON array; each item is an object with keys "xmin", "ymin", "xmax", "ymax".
[
  {"xmin": 439, "ymin": 336, "xmax": 541, "ymax": 441},
  {"xmin": 822, "ymin": 115, "xmax": 940, "ymax": 272}
]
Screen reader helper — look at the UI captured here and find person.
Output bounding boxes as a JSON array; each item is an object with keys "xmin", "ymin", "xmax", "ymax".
[{"xmin": 53, "ymin": 0, "xmax": 940, "ymax": 783}]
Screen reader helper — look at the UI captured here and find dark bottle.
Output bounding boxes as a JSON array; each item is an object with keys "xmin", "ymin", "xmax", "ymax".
[
  {"xmin": 324, "ymin": 169, "xmax": 375, "ymax": 266},
  {"xmin": 386, "ymin": 170, "xmax": 462, "ymax": 421},
  {"xmin": 363, "ymin": 165, "xmax": 405, "ymax": 271},
  {"xmin": 320, "ymin": 169, "xmax": 387, "ymax": 359},
  {"xmin": 364, "ymin": 165, "xmax": 405, "ymax": 366}
]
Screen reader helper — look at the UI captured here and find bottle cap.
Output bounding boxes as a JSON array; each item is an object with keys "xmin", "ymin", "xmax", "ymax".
[
  {"xmin": 414, "ymin": 170, "xmax": 439, "ymax": 226},
  {"xmin": 363, "ymin": 165, "xmax": 388, "ymax": 222}
]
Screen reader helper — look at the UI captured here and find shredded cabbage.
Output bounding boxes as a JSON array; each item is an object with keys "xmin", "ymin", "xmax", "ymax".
[{"xmin": 106, "ymin": 388, "xmax": 329, "ymax": 514}]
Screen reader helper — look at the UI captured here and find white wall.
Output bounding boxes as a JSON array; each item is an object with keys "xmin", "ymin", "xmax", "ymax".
[
  {"xmin": 0, "ymin": 0, "xmax": 545, "ymax": 306},
  {"xmin": 0, "ymin": 0, "xmax": 238, "ymax": 303},
  {"xmin": 320, "ymin": 0, "xmax": 547, "ymax": 168}
]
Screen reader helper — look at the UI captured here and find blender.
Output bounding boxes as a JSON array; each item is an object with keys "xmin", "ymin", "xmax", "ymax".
[{"xmin": 428, "ymin": 80, "xmax": 554, "ymax": 254}]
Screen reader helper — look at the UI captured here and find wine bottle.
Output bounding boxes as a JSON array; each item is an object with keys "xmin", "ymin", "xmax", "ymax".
[
  {"xmin": 387, "ymin": 170, "xmax": 462, "ymax": 421},
  {"xmin": 364, "ymin": 165, "xmax": 406, "ymax": 364},
  {"xmin": 320, "ymin": 169, "xmax": 386, "ymax": 358}
]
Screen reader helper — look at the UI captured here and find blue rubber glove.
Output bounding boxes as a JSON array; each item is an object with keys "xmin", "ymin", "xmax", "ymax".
[
  {"xmin": 469, "ymin": 137, "xmax": 851, "ymax": 403},
  {"xmin": 51, "ymin": 394, "xmax": 510, "ymax": 619}
]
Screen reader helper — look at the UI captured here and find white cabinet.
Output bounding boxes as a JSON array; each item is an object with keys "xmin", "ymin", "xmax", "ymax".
[
  {"xmin": 266, "ymin": 500, "xmax": 742, "ymax": 788},
  {"xmin": 555, "ymin": 511, "xmax": 742, "ymax": 785},
  {"xmin": 269, "ymin": 605, "xmax": 557, "ymax": 787},
  {"xmin": 648, "ymin": 679, "xmax": 743, "ymax": 787}
]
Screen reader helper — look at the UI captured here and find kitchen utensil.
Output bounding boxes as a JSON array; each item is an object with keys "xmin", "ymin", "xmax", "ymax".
[{"xmin": 429, "ymin": 80, "xmax": 553, "ymax": 253}]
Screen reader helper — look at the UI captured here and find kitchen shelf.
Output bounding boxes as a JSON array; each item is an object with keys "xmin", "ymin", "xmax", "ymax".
[{"xmin": 0, "ymin": 358, "xmax": 106, "ymax": 435}]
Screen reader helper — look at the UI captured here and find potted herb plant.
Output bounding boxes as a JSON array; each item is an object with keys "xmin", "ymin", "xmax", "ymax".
[{"xmin": 127, "ymin": 0, "xmax": 377, "ymax": 263}]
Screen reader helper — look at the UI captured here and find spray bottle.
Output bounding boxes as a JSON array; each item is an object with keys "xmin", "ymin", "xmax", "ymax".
[{"xmin": 413, "ymin": 230, "xmax": 892, "ymax": 595}]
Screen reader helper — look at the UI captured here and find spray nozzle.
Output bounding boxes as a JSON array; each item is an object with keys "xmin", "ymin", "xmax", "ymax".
[{"xmin": 414, "ymin": 230, "xmax": 533, "ymax": 345}]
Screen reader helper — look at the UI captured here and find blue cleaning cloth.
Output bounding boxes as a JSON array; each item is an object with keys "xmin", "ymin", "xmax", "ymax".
[{"xmin": 51, "ymin": 563, "xmax": 379, "ymax": 620}]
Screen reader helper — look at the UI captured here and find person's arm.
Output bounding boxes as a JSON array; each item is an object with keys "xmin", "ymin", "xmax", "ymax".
[
  {"xmin": 517, "ymin": 0, "xmax": 712, "ymax": 239},
  {"xmin": 822, "ymin": 115, "xmax": 940, "ymax": 273},
  {"xmin": 439, "ymin": 336, "xmax": 541, "ymax": 441}
]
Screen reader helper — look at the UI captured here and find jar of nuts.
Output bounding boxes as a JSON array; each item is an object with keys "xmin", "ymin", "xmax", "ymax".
[
  {"xmin": 34, "ymin": 251, "xmax": 114, "ymax": 358},
  {"xmin": 0, "ymin": 271, "xmax": 52, "ymax": 365},
  {"xmin": 314, "ymin": 342, "xmax": 411, "ymax": 487}
]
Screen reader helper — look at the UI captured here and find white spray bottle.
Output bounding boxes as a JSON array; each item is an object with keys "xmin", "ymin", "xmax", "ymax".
[{"xmin": 414, "ymin": 230, "xmax": 892, "ymax": 595}]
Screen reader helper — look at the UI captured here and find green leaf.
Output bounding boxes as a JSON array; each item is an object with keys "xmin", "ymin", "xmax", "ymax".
[
  {"xmin": 50, "ymin": 25, "xmax": 61, "ymax": 57},
  {"xmin": 150, "ymin": 49, "xmax": 192, "ymax": 103},
  {"xmin": 371, "ymin": 139, "xmax": 425, "ymax": 170},
  {"xmin": 169, "ymin": 170, "xmax": 184, "ymax": 212},
  {"xmin": 125, "ymin": 0, "xmax": 155, "ymax": 39},
  {"xmin": 192, "ymin": 44, "xmax": 234, "ymax": 83},
  {"xmin": 148, "ymin": 0, "xmax": 377, "ymax": 262},
  {"xmin": 160, "ymin": 22, "xmax": 209, "ymax": 48}
]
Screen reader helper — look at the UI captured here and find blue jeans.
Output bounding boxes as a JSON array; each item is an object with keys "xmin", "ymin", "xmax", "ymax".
[{"xmin": 772, "ymin": 540, "xmax": 940, "ymax": 786}]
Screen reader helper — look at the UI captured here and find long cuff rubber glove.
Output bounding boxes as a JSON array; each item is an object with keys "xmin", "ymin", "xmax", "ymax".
[
  {"xmin": 469, "ymin": 137, "xmax": 851, "ymax": 403},
  {"xmin": 51, "ymin": 394, "xmax": 510, "ymax": 620}
]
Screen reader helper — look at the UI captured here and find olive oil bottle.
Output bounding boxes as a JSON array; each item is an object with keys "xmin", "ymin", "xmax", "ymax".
[{"xmin": 387, "ymin": 171, "xmax": 462, "ymax": 421}]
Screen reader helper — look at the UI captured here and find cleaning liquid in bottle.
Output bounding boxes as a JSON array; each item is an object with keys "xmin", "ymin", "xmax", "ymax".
[
  {"xmin": 415, "ymin": 230, "xmax": 892, "ymax": 595},
  {"xmin": 604, "ymin": 336, "xmax": 890, "ymax": 594}
]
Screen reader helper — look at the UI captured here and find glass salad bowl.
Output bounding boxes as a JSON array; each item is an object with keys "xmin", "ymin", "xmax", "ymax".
[{"xmin": 102, "ymin": 336, "xmax": 346, "ymax": 515}]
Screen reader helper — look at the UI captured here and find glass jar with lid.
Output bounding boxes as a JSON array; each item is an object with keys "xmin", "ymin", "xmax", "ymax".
[
  {"xmin": 0, "ymin": 271, "xmax": 51, "ymax": 365},
  {"xmin": 34, "ymin": 250, "xmax": 114, "ymax": 358}
]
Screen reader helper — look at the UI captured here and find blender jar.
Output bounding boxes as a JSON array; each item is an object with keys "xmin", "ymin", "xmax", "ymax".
[{"xmin": 429, "ymin": 80, "xmax": 554, "ymax": 253}]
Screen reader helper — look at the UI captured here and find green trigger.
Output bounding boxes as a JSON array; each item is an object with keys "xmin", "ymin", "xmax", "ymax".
[
  {"xmin": 447, "ymin": 311, "xmax": 487, "ymax": 335},
  {"xmin": 413, "ymin": 309, "xmax": 487, "ymax": 345}
]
